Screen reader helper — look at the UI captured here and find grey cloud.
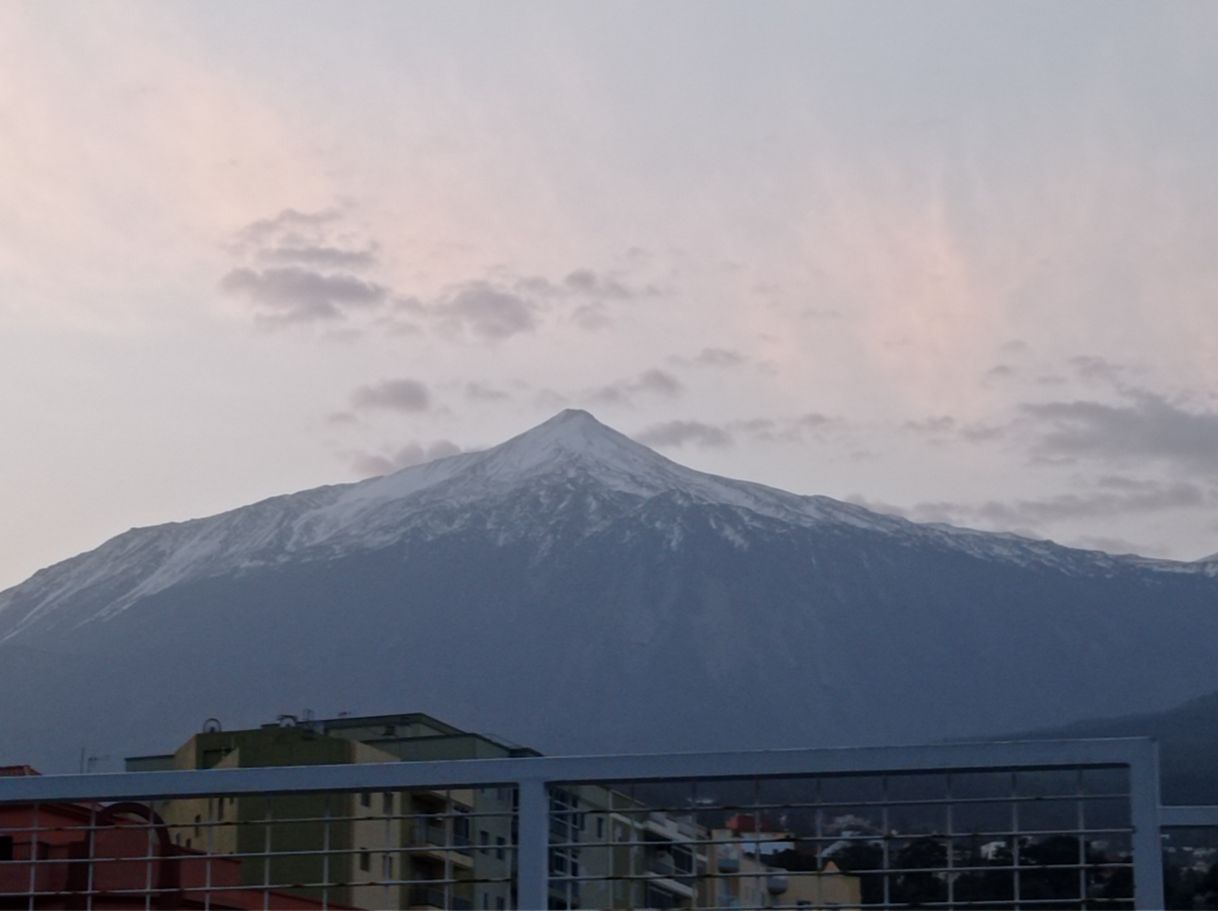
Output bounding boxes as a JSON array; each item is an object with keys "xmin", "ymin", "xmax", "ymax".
[
  {"xmin": 1069, "ymin": 355, "xmax": 1134, "ymax": 384},
  {"xmin": 635, "ymin": 369, "xmax": 681, "ymax": 396},
  {"xmin": 350, "ymin": 440, "xmax": 462, "ymax": 477},
  {"xmin": 258, "ymin": 245, "xmax": 378, "ymax": 270},
  {"xmin": 516, "ymin": 268, "xmax": 653, "ymax": 302},
  {"xmin": 226, "ymin": 211, "xmax": 651, "ymax": 342},
  {"xmin": 1023, "ymin": 391, "xmax": 1218, "ymax": 472},
  {"xmin": 969, "ymin": 481, "xmax": 1211, "ymax": 525},
  {"xmin": 726, "ymin": 412, "xmax": 845, "ymax": 443},
  {"xmin": 732, "ymin": 418, "xmax": 776, "ymax": 434},
  {"xmin": 233, "ymin": 208, "xmax": 342, "ymax": 251},
  {"xmin": 350, "ymin": 452, "xmax": 397, "ymax": 477},
  {"xmin": 590, "ymin": 369, "xmax": 683, "ymax": 404},
  {"xmin": 902, "ymin": 414, "xmax": 1003, "ymax": 444},
  {"xmin": 798, "ymin": 412, "xmax": 838, "ymax": 429},
  {"xmin": 694, "ymin": 348, "xmax": 746, "ymax": 367},
  {"xmin": 513, "ymin": 275, "xmax": 557, "ymax": 296},
  {"xmin": 391, "ymin": 440, "xmax": 462, "ymax": 467},
  {"xmin": 984, "ymin": 364, "xmax": 1016, "ymax": 380},
  {"xmin": 1095, "ymin": 474, "xmax": 1161, "ymax": 491},
  {"xmin": 844, "ymin": 495, "xmax": 918, "ymax": 520},
  {"xmin": 856, "ymin": 478, "xmax": 1212, "ymax": 538},
  {"xmin": 629, "ymin": 412, "xmax": 846, "ymax": 449},
  {"xmin": 562, "ymin": 268, "xmax": 633, "ymax": 299},
  {"xmin": 465, "ymin": 382, "xmax": 510, "ymax": 402},
  {"xmin": 535, "ymin": 389, "xmax": 572, "ymax": 410},
  {"xmin": 571, "ymin": 303, "xmax": 612, "ymax": 331},
  {"xmin": 435, "ymin": 282, "xmax": 538, "ymax": 340},
  {"xmin": 635, "ymin": 420, "xmax": 733, "ymax": 449},
  {"xmin": 904, "ymin": 416, "xmax": 956, "ymax": 435},
  {"xmin": 224, "ymin": 207, "xmax": 389, "ymax": 328},
  {"xmin": 1068, "ymin": 534, "xmax": 1159, "ymax": 556},
  {"xmin": 351, "ymin": 378, "xmax": 432, "ymax": 412},
  {"xmin": 961, "ymin": 423, "xmax": 1005, "ymax": 442},
  {"xmin": 220, "ymin": 266, "xmax": 387, "ymax": 323},
  {"xmin": 669, "ymin": 347, "xmax": 748, "ymax": 368}
]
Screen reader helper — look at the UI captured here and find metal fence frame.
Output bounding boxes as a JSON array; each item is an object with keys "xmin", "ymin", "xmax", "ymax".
[{"xmin": 0, "ymin": 737, "xmax": 1168, "ymax": 909}]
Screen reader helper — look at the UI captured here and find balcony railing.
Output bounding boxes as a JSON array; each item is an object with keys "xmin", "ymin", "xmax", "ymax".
[
  {"xmin": 412, "ymin": 819, "xmax": 473, "ymax": 853},
  {"xmin": 0, "ymin": 738, "xmax": 1183, "ymax": 909}
]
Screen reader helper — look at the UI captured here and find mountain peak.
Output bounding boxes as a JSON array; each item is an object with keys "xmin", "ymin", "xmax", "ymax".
[
  {"xmin": 541, "ymin": 407, "xmax": 601, "ymax": 427},
  {"xmin": 500, "ymin": 408, "xmax": 639, "ymax": 453},
  {"xmin": 470, "ymin": 409, "xmax": 670, "ymax": 486}
]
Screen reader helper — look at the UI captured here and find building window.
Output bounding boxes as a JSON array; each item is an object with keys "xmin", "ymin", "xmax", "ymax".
[
  {"xmin": 455, "ymin": 809, "xmax": 471, "ymax": 846},
  {"xmin": 359, "ymin": 849, "xmax": 370, "ymax": 872},
  {"xmin": 595, "ymin": 817, "xmax": 604, "ymax": 839},
  {"xmin": 496, "ymin": 836, "xmax": 506, "ymax": 860},
  {"xmin": 193, "ymin": 814, "xmax": 201, "ymax": 836},
  {"xmin": 673, "ymin": 845, "xmax": 693, "ymax": 875},
  {"xmin": 360, "ymin": 792, "xmax": 371, "ymax": 808},
  {"xmin": 480, "ymin": 830, "xmax": 490, "ymax": 854},
  {"xmin": 496, "ymin": 899, "xmax": 506, "ymax": 911},
  {"xmin": 0, "ymin": 836, "xmax": 13, "ymax": 861},
  {"xmin": 383, "ymin": 792, "xmax": 393, "ymax": 815}
]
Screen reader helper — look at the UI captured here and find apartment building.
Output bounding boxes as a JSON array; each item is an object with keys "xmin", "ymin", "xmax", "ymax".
[{"xmin": 127, "ymin": 713, "xmax": 531, "ymax": 911}]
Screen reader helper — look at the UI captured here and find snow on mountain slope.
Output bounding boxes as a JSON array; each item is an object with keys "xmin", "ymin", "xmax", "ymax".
[{"xmin": 0, "ymin": 409, "xmax": 1204, "ymax": 644}]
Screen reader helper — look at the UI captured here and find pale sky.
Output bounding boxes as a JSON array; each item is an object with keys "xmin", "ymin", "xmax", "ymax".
[{"xmin": 4, "ymin": 0, "xmax": 1218, "ymax": 590}]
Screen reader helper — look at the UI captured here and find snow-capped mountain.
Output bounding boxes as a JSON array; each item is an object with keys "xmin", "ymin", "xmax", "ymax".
[{"xmin": 2, "ymin": 409, "xmax": 1217, "ymax": 771}]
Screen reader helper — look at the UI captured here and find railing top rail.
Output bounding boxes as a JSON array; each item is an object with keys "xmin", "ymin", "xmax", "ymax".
[
  {"xmin": 0, "ymin": 737, "xmax": 1154, "ymax": 805},
  {"xmin": 1159, "ymin": 804, "xmax": 1218, "ymax": 827}
]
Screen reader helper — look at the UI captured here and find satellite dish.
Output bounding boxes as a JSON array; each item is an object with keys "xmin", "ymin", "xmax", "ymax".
[{"xmin": 202, "ymin": 718, "xmax": 222, "ymax": 733}]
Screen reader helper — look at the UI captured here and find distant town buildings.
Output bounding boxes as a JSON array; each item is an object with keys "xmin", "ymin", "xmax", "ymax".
[{"xmin": 121, "ymin": 711, "xmax": 863, "ymax": 910}]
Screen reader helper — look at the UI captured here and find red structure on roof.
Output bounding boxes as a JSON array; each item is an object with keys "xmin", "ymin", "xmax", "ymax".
[{"xmin": 0, "ymin": 768, "xmax": 39, "ymax": 779}]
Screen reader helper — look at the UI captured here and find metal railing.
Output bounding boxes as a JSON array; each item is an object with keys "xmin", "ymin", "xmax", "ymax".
[{"xmin": 0, "ymin": 738, "xmax": 1178, "ymax": 909}]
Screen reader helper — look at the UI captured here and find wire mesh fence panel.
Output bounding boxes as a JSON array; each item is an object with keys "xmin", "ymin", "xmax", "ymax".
[
  {"xmin": 1163, "ymin": 826, "xmax": 1218, "ymax": 911},
  {"xmin": 0, "ymin": 785, "xmax": 518, "ymax": 910},
  {"xmin": 547, "ymin": 767, "xmax": 1136, "ymax": 910}
]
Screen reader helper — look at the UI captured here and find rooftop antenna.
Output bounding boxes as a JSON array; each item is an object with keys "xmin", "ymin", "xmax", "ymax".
[
  {"xmin": 78, "ymin": 748, "xmax": 110, "ymax": 773},
  {"xmin": 203, "ymin": 717, "xmax": 222, "ymax": 733}
]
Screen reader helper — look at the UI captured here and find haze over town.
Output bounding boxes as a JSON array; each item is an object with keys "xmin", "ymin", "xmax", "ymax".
[{"xmin": 4, "ymin": 0, "xmax": 1218, "ymax": 590}]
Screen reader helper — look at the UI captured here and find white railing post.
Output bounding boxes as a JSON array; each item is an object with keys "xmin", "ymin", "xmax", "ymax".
[
  {"xmin": 516, "ymin": 778, "xmax": 549, "ymax": 911},
  {"xmin": 1128, "ymin": 739, "xmax": 1164, "ymax": 910}
]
